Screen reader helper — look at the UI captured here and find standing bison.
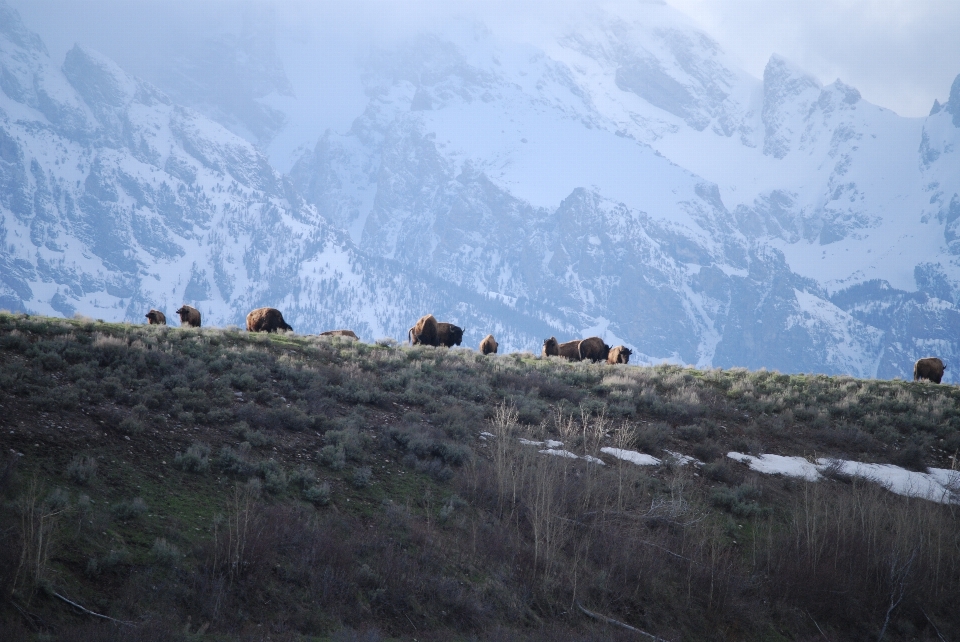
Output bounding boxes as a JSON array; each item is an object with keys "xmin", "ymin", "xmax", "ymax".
[
  {"xmin": 437, "ymin": 322, "xmax": 464, "ymax": 348},
  {"xmin": 480, "ymin": 334, "xmax": 498, "ymax": 355},
  {"xmin": 175, "ymin": 305, "xmax": 201, "ymax": 328},
  {"xmin": 607, "ymin": 345, "xmax": 632, "ymax": 365},
  {"xmin": 542, "ymin": 337, "xmax": 582, "ymax": 361},
  {"xmin": 578, "ymin": 337, "xmax": 611, "ymax": 362},
  {"xmin": 914, "ymin": 357, "xmax": 945, "ymax": 383},
  {"xmin": 409, "ymin": 314, "xmax": 440, "ymax": 346},
  {"xmin": 246, "ymin": 308, "xmax": 293, "ymax": 333},
  {"xmin": 320, "ymin": 330, "xmax": 358, "ymax": 339},
  {"xmin": 145, "ymin": 310, "xmax": 166, "ymax": 325}
]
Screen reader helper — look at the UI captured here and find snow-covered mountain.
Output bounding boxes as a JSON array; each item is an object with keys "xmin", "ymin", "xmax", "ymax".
[{"xmin": 3, "ymin": 0, "xmax": 960, "ymax": 380}]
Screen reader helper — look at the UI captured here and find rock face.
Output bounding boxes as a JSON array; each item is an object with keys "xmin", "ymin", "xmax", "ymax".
[{"xmin": 3, "ymin": 1, "xmax": 960, "ymax": 380}]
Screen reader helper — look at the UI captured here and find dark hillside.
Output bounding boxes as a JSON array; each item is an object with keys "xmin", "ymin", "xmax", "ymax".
[{"xmin": 0, "ymin": 312, "xmax": 958, "ymax": 641}]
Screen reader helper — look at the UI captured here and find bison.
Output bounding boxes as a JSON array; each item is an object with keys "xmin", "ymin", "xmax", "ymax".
[
  {"xmin": 320, "ymin": 330, "xmax": 359, "ymax": 339},
  {"xmin": 578, "ymin": 337, "xmax": 610, "ymax": 362},
  {"xmin": 175, "ymin": 305, "xmax": 201, "ymax": 328},
  {"xmin": 437, "ymin": 322, "xmax": 464, "ymax": 348},
  {"xmin": 607, "ymin": 345, "xmax": 632, "ymax": 365},
  {"xmin": 246, "ymin": 307, "xmax": 293, "ymax": 333},
  {"xmin": 542, "ymin": 337, "xmax": 582, "ymax": 360},
  {"xmin": 914, "ymin": 357, "xmax": 946, "ymax": 383},
  {"xmin": 409, "ymin": 314, "xmax": 440, "ymax": 346},
  {"xmin": 480, "ymin": 334, "xmax": 498, "ymax": 355},
  {"xmin": 145, "ymin": 309, "xmax": 166, "ymax": 325}
]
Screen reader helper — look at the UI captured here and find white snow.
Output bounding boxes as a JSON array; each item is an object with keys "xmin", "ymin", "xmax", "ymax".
[
  {"xmin": 539, "ymin": 449, "xmax": 580, "ymax": 459},
  {"xmin": 600, "ymin": 447, "xmax": 661, "ymax": 466},
  {"xmin": 727, "ymin": 452, "xmax": 823, "ymax": 482},
  {"xmin": 664, "ymin": 450, "xmax": 701, "ymax": 466},
  {"xmin": 816, "ymin": 459, "xmax": 960, "ymax": 505},
  {"xmin": 727, "ymin": 452, "xmax": 960, "ymax": 504}
]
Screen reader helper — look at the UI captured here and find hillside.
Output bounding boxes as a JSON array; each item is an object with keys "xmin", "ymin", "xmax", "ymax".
[{"xmin": 1, "ymin": 312, "xmax": 959, "ymax": 641}]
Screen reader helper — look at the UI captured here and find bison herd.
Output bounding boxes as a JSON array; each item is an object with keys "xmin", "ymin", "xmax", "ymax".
[{"xmin": 144, "ymin": 306, "xmax": 949, "ymax": 378}]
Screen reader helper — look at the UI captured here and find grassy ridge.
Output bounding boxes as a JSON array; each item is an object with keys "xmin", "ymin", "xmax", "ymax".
[{"xmin": 0, "ymin": 312, "xmax": 958, "ymax": 641}]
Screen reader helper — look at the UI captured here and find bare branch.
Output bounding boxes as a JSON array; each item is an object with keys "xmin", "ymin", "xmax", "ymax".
[
  {"xmin": 52, "ymin": 591, "xmax": 133, "ymax": 626},
  {"xmin": 577, "ymin": 602, "xmax": 670, "ymax": 641}
]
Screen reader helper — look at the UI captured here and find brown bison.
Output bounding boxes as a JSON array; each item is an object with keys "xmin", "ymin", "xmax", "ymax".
[
  {"xmin": 914, "ymin": 357, "xmax": 946, "ymax": 383},
  {"xmin": 246, "ymin": 307, "xmax": 293, "ymax": 333},
  {"xmin": 578, "ymin": 337, "xmax": 610, "ymax": 362},
  {"xmin": 409, "ymin": 314, "xmax": 440, "ymax": 346},
  {"xmin": 437, "ymin": 322, "xmax": 464, "ymax": 348},
  {"xmin": 542, "ymin": 337, "xmax": 582, "ymax": 360},
  {"xmin": 320, "ymin": 330, "xmax": 359, "ymax": 339},
  {"xmin": 607, "ymin": 345, "xmax": 632, "ymax": 365},
  {"xmin": 175, "ymin": 305, "xmax": 201, "ymax": 328},
  {"xmin": 480, "ymin": 334, "xmax": 498, "ymax": 355},
  {"xmin": 145, "ymin": 309, "xmax": 166, "ymax": 325}
]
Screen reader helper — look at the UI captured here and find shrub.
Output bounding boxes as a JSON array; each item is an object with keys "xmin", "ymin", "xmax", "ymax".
[
  {"xmin": 893, "ymin": 442, "xmax": 927, "ymax": 472},
  {"xmin": 710, "ymin": 485, "xmax": 767, "ymax": 518},
  {"xmin": 44, "ymin": 488, "xmax": 69, "ymax": 511},
  {"xmin": 119, "ymin": 416, "xmax": 144, "ymax": 435},
  {"xmin": 634, "ymin": 422, "xmax": 669, "ymax": 454},
  {"xmin": 112, "ymin": 497, "xmax": 147, "ymax": 521},
  {"xmin": 258, "ymin": 460, "xmax": 288, "ymax": 494},
  {"xmin": 289, "ymin": 464, "xmax": 317, "ymax": 490},
  {"xmin": 85, "ymin": 550, "xmax": 136, "ymax": 577},
  {"xmin": 151, "ymin": 538, "xmax": 181, "ymax": 566},
  {"xmin": 173, "ymin": 442, "xmax": 211, "ymax": 473},
  {"xmin": 351, "ymin": 466, "xmax": 372, "ymax": 489},
  {"xmin": 66, "ymin": 455, "xmax": 97, "ymax": 485},
  {"xmin": 416, "ymin": 458, "xmax": 453, "ymax": 482},
  {"xmin": 324, "ymin": 428, "xmax": 370, "ymax": 462},
  {"xmin": 218, "ymin": 445, "xmax": 255, "ymax": 477},
  {"xmin": 702, "ymin": 460, "xmax": 736, "ymax": 484},
  {"xmin": 677, "ymin": 424, "xmax": 707, "ymax": 442},
  {"xmin": 304, "ymin": 482, "xmax": 331, "ymax": 506},
  {"xmin": 319, "ymin": 444, "xmax": 346, "ymax": 470},
  {"xmin": 692, "ymin": 441, "xmax": 722, "ymax": 463}
]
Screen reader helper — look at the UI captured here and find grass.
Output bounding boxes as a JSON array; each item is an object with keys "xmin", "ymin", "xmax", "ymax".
[{"xmin": 0, "ymin": 311, "xmax": 959, "ymax": 640}]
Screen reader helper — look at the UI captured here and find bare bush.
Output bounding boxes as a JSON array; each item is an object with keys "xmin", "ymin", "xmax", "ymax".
[{"xmin": 66, "ymin": 455, "xmax": 97, "ymax": 485}]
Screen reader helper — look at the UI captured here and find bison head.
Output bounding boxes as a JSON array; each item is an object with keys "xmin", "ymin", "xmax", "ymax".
[{"xmin": 542, "ymin": 337, "xmax": 559, "ymax": 357}]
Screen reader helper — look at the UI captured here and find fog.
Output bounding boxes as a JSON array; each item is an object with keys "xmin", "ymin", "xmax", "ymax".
[{"xmin": 9, "ymin": 0, "xmax": 960, "ymax": 162}]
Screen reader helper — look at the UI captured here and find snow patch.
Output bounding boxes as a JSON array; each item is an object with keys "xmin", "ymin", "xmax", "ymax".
[{"xmin": 600, "ymin": 447, "xmax": 661, "ymax": 466}]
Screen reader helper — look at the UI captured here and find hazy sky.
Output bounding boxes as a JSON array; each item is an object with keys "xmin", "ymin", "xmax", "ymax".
[
  {"xmin": 8, "ymin": 0, "xmax": 960, "ymax": 118},
  {"xmin": 666, "ymin": 0, "xmax": 960, "ymax": 117}
]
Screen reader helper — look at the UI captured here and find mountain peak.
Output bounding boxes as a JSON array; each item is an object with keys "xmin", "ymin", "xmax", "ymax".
[
  {"xmin": 63, "ymin": 44, "xmax": 140, "ymax": 111},
  {"xmin": 761, "ymin": 55, "xmax": 821, "ymax": 158},
  {"xmin": 0, "ymin": 0, "xmax": 46, "ymax": 55},
  {"xmin": 946, "ymin": 73, "xmax": 960, "ymax": 127}
]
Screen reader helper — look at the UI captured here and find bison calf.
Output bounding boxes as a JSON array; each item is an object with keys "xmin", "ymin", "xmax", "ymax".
[
  {"xmin": 607, "ymin": 345, "xmax": 632, "ymax": 364},
  {"xmin": 175, "ymin": 305, "xmax": 201, "ymax": 328},
  {"xmin": 247, "ymin": 307, "xmax": 293, "ymax": 333},
  {"xmin": 145, "ymin": 309, "xmax": 166, "ymax": 325},
  {"xmin": 914, "ymin": 357, "xmax": 945, "ymax": 383},
  {"xmin": 480, "ymin": 334, "xmax": 498, "ymax": 355}
]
